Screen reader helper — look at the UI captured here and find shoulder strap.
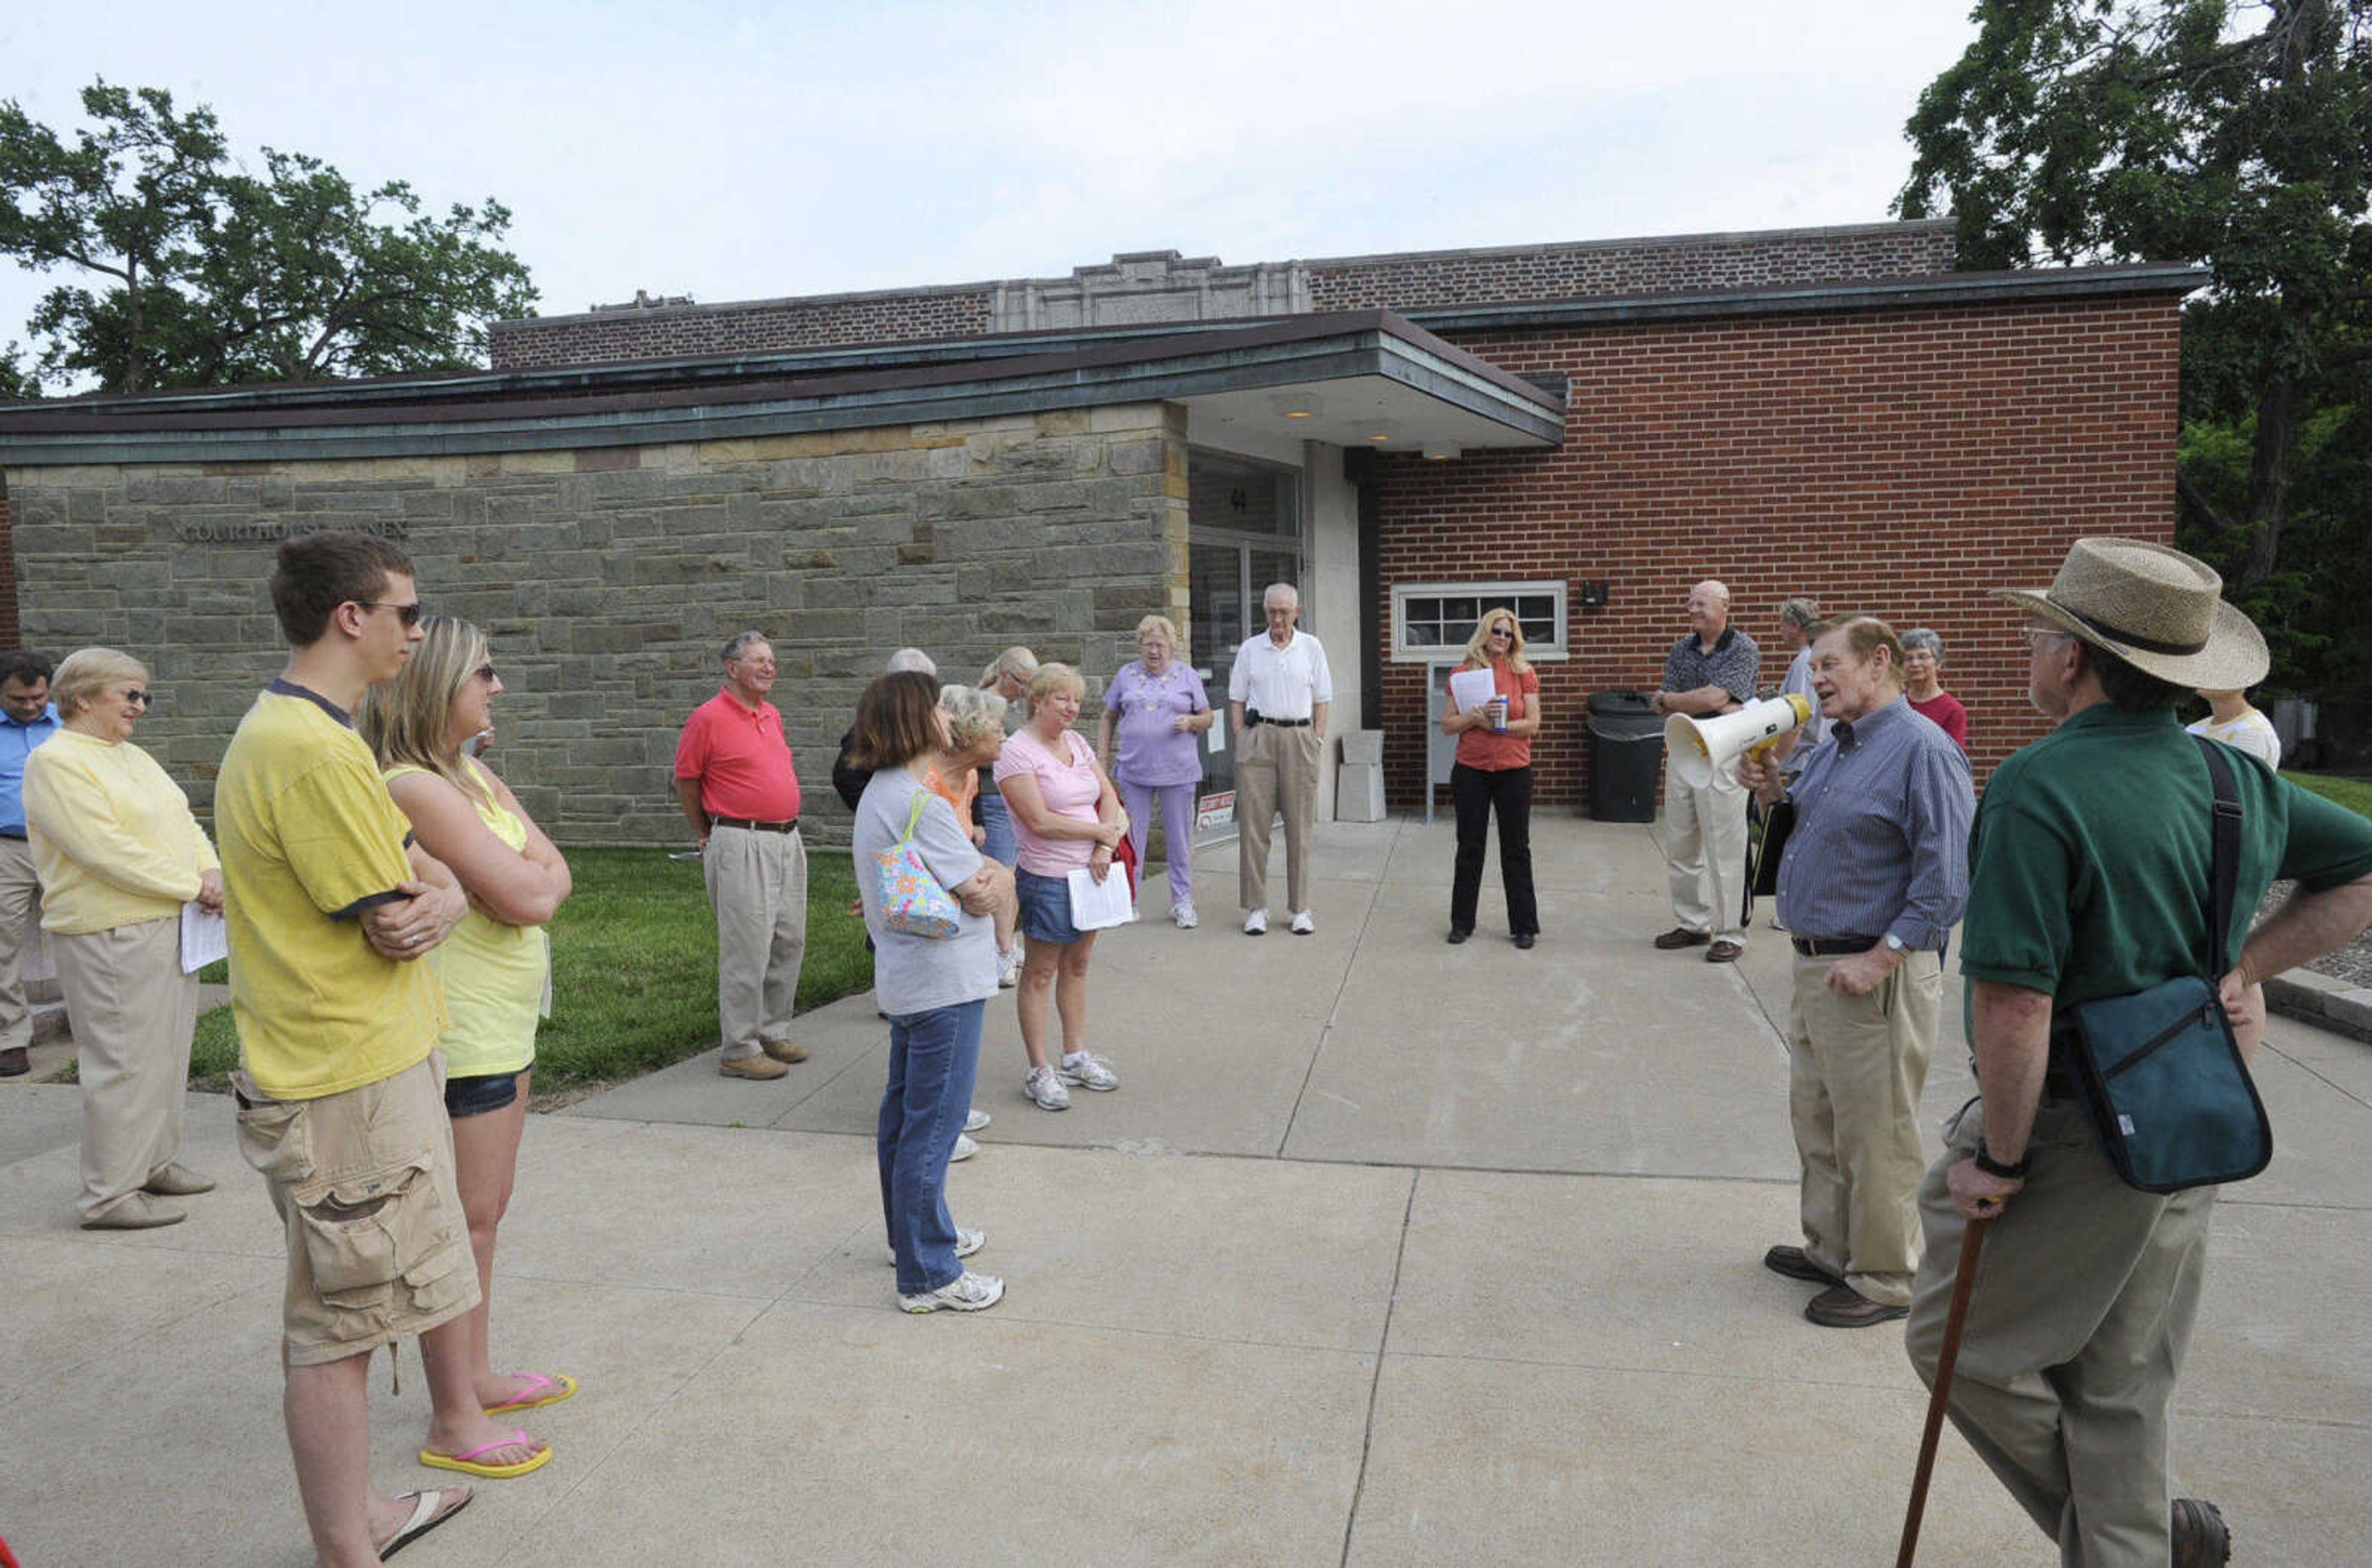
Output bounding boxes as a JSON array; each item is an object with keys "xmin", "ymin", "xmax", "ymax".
[
  {"xmin": 901, "ymin": 789, "xmax": 931, "ymax": 841},
  {"xmin": 2192, "ymin": 734, "xmax": 2243, "ymax": 973}
]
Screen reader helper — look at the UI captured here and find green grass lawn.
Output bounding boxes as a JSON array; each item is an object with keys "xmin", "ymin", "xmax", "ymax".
[
  {"xmin": 187, "ymin": 847, "xmax": 874, "ymax": 1092},
  {"xmin": 2282, "ymin": 770, "xmax": 2372, "ymax": 820}
]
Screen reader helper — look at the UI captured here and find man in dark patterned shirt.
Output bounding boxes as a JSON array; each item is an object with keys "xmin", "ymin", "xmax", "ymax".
[{"xmin": 1650, "ymin": 580, "xmax": 1759, "ymax": 962}]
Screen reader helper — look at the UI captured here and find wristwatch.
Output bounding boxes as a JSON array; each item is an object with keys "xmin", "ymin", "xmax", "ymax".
[
  {"xmin": 1882, "ymin": 933, "xmax": 1908, "ymax": 954},
  {"xmin": 1973, "ymin": 1138, "xmax": 2030, "ymax": 1180}
]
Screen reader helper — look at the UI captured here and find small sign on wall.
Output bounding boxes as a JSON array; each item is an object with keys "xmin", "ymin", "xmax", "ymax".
[{"xmin": 1196, "ymin": 790, "xmax": 1236, "ymax": 832}]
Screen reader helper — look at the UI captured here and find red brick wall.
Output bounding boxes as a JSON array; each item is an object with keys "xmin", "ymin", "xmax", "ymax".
[
  {"xmin": 1374, "ymin": 295, "xmax": 2184, "ymax": 809},
  {"xmin": 492, "ymin": 288, "xmax": 994, "ymax": 369},
  {"xmin": 1310, "ymin": 223, "xmax": 1958, "ymax": 313}
]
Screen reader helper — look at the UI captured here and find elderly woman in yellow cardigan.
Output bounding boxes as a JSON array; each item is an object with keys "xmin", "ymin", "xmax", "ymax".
[{"xmin": 25, "ymin": 648, "xmax": 222, "ymax": 1230}]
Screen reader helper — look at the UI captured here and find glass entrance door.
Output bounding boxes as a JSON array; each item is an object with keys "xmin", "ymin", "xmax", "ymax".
[{"xmin": 1186, "ymin": 451, "xmax": 1303, "ymax": 841}]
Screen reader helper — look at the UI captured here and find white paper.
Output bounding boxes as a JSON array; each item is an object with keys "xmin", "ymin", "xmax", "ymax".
[
  {"xmin": 1065, "ymin": 866, "xmax": 1138, "ymax": 931},
  {"xmin": 180, "ymin": 903, "xmax": 228, "ymax": 975},
  {"xmin": 1208, "ymin": 713, "xmax": 1226, "ymax": 754},
  {"xmin": 1447, "ymin": 667, "xmax": 1498, "ymax": 715}
]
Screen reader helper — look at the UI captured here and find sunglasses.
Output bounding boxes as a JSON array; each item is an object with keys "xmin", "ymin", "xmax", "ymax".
[
  {"xmin": 119, "ymin": 688, "xmax": 153, "ymax": 708},
  {"xmin": 358, "ymin": 600, "xmax": 425, "ymax": 627}
]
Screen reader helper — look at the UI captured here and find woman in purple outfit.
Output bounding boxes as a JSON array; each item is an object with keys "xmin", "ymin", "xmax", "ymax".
[{"xmin": 1095, "ymin": 615, "xmax": 1213, "ymax": 928}]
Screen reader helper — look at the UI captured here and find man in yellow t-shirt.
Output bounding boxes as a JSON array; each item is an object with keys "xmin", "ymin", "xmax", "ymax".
[{"xmin": 219, "ymin": 532, "xmax": 547, "ymax": 1564}]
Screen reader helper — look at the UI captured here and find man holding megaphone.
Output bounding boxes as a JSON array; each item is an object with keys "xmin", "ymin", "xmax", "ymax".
[
  {"xmin": 1649, "ymin": 581, "xmax": 1761, "ymax": 962},
  {"xmin": 1737, "ymin": 615, "xmax": 1974, "ymax": 1329}
]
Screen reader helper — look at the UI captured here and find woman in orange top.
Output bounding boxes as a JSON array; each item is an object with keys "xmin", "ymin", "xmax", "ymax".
[{"xmin": 1439, "ymin": 608, "xmax": 1543, "ymax": 948}]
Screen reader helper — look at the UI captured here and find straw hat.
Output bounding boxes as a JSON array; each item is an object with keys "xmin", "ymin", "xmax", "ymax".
[{"xmin": 1993, "ymin": 537, "xmax": 2268, "ymax": 689}]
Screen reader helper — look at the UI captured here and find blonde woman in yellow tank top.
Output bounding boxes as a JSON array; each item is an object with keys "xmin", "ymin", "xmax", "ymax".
[{"xmin": 361, "ymin": 616, "xmax": 576, "ymax": 1431}]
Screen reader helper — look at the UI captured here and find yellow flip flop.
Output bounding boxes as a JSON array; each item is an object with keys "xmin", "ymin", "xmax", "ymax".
[
  {"xmin": 484, "ymin": 1371, "xmax": 577, "ymax": 1415},
  {"xmin": 418, "ymin": 1428, "xmax": 551, "ymax": 1479}
]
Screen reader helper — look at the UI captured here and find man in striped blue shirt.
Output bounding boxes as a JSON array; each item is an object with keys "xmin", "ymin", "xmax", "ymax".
[{"xmin": 1740, "ymin": 615, "xmax": 1973, "ymax": 1328}]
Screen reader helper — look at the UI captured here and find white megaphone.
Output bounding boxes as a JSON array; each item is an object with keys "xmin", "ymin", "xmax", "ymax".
[{"xmin": 1664, "ymin": 694, "xmax": 1813, "ymax": 789}]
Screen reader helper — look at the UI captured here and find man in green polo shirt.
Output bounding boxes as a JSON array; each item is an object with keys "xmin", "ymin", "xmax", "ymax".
[{"xmin": 1906, "ymin": 538, "xmax": 2372, "ymax": 1568}]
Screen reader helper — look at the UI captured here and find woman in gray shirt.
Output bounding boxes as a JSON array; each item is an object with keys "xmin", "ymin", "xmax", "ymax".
[{"xmin": 851, "ymin": 671, "xmax": 1013, "ymax": 1314}]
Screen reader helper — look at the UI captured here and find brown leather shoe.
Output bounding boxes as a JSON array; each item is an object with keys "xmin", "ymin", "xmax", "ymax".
[
  {"xmin": 0, "ymin": 1044, "xmax": 28, "ymax": 1076},
  {"xmin": 1804, "ymin": 1284, "xmax": 1909, "ymax": 1328},
  {"xmin": 2170, "ymin": 1498, "xmax": 2231, "ymax": 1567},
  {"xmin": 1653, "ymin": 927, "xmax": 1712, "ymax": 950},
  {"xmin": 1705, "ymin": 938, "xmax": 1744, "ymax": 963},
  {"xmin": 760, "ymin": 1038, "xmax": 809, "ymax": 1063},
  {"xmin": 1762, "ymin": 1244, "xmax": 1844, "ymax": 1288},
  {"xmin": 142, "ymin": 1163, "xmax": 216, "ymax": 1196},
  {"xmin": 718, "ymin": 1054, "xmax": 788, "ymax": 1080}
]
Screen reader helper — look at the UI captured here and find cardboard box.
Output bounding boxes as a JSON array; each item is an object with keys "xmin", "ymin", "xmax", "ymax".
[
  {"xmin": 1339, "ymin": 729, "xmax": 1384, "ymax": 765},
  {"xmin": 1335, "ymin": 760, "xmax": 1387, "ymax": 822}
]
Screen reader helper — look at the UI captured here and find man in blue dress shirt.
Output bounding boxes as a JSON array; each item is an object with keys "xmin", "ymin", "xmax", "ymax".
[
  {"xmin": 1741, "ymin": 616, "xmax": 1974, "ymax": 1327},
  {"xmin": 0, "ymin": 650, "xmax": 60, "ymax": 1076}
]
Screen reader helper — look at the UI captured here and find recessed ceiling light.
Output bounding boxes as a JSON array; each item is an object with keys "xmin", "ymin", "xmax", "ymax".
[
  {"xmin": 1368, "ymin": 433, "xmax": 1391, "ymax": 442},
  {"xmin": 1284, "ymin": 409, "xmax": 1314, "ymax": 419}
]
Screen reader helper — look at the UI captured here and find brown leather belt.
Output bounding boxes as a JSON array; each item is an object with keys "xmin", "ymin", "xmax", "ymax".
[{"xmin": 710, "ymin": 816, "xmax": 798, "ymax": 834}]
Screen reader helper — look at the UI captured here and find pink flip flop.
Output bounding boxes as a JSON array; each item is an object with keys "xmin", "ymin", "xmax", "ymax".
[
  {"xmin": 484, "ymin": 1371, "xmax": 577, "ymax": 1415},
  {"xmin": 418, "ymin": 1428, "xmax": 552, "ymax": 1479}
]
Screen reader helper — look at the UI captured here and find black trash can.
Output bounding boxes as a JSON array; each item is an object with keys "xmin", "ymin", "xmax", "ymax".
[{"xmin": 1585, "ymin": 690, "xmax": 1663, "ymax": 823}]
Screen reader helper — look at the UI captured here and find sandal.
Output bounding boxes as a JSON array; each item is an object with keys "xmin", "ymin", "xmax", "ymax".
[
  {"xmin": 418, "ymin": 1427, "xmax": 552, "ymax": 1479},
  {"xmin": 379, "ymin": 1487, "xmax": 472, "ymax": 1561},
  {"xmin": 484, "ymin": 1371, "xmax": 577, "ymax": 1415}
]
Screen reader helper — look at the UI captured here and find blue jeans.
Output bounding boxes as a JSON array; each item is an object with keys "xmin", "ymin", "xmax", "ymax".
[
  {"xmin": 878, "ymin": 998, "xmax": 985, "ymax": 1295},
  {"xmin": 978, "ymin": 789, "xmax": 1017, "ymax": 867}
]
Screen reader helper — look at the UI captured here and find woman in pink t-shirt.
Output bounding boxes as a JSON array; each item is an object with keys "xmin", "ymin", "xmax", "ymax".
[{"xmin": 994, "ymin": 664, "xmax": 1128, "ymax": 1112}]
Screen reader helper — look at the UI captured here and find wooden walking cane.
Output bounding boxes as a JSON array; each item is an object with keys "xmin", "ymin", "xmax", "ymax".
[{"xmin": 1895, "ymin": 1216, "xmax": 1990, "ymax": 1568}]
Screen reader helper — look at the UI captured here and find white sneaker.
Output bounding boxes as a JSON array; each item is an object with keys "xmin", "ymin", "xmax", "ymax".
[
  {"xmin": 1024, "ymin": 1065, "xmax": 1071, "ymax": 1110},
  {"xmin": 885, "ymin": 1227, "xmax": 985, "ymax": 1265},
  {"xmin": 1172, "ymin": 900, "xmax": 1199, "ymax": 929},
  {"xmin": 964, "ymin": 1107, "xmax": 990, "ymax": 1133},
  {"xmin": 949, "ymin": 1132, "xmax": 980, "ymax": 1162},
  {"xmin": 1289, "ymin": 910, "xmax": 1315, "ymax": 935},
  {"xmin": 1058, "ymin": 1050, "xmax": 1119, "ymax": 1092},
  {"xmin": 1243, "ymin": 908, "xmax": 1268, "ymax": 936},
  {"xmin": 899, "ymin": 1269, "xmax": 1004, "ymax": 1313},
  {"xmin": 996, "ymin": 947, "xmax": 1022, "ymax": 987}
]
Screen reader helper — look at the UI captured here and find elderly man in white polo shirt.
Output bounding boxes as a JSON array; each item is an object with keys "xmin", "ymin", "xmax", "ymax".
[{"xmin": 1227, "ymin": 582, "xmax": 1332, "ymax": 936}]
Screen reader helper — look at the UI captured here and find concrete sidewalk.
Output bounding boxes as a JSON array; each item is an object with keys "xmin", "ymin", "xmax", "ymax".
[{"xmin": 2, "ymin": 816, "xmax": 2365, "ymax": 1566}]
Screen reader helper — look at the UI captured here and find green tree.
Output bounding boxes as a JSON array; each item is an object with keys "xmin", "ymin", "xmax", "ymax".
[
  {"xmin": 0, "ymin": 81, "xmax": 226, "ymax": 394},
  {"xmin": 1896, "ymin": 1, "xmax": 2372, "ymax": 687},
  {"xmin": 1, "ymin": 79, "xmax": 537, "ymax": 393}
]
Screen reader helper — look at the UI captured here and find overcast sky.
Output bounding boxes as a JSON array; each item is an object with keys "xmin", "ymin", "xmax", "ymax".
[{"xmin": 2, "ymin": 0, "xmax": 1980, "ymax": 366}]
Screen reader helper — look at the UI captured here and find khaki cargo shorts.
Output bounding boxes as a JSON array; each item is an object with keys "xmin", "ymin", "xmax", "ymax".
[{"xmin": 233, "ymin": 1055, "xmax": 479, "ymax": 1367}]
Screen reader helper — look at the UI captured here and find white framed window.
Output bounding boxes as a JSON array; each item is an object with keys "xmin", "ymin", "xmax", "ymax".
[{"xmin": 1391, "ymin": 580, "xmax": 1568, "ymax": 661}]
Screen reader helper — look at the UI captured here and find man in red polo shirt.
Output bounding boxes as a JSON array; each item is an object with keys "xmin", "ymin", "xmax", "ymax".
[{"xmin": 675, "ymin": 631, "xmax": 809, "ymax": 1080}]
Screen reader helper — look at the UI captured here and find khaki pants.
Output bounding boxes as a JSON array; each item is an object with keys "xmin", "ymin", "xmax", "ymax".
[
  {"xmin": 1235, "ymin": 723, "xmax": 1320, "ymax": 914},
  {"xmin": 1663, "ymin": 760, "xmax": 1748, "ymax": 940},
  {"xmin": 54, "ymin": 917, "xmax": 200, "ymax": 1223},
  {"xmin": 1906, "ymin": 1096, "xmax": 2214, "ymax": 1568},
  {"xmin": 0, "ymin": 836, "xmax": 41, "ymax": 1053},
  {"xmin": 1786, "ymin": 948, "xmax": 1939, "ymax": 1306},
  {"xmin": 705, "ymin": 824, "xmax": 808, "ymax": 1060}
]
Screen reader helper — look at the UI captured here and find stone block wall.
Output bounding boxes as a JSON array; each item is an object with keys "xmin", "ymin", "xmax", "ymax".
[
  {"xmin": 0, "ymin": 496, "xmax": 17, "ymax": 653},
  {"xmin": 4, "ymin": 404, "xmax": 1188, "ymax": 843},
  {"xmin": 1371, "ymin": 293, "xmax": 2183, "ymax": 810}
]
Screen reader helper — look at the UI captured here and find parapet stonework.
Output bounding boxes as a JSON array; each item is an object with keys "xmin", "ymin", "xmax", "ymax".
[{"xmin": 7, "ymin": 405, "xmax": 1191, "ymax": 845}]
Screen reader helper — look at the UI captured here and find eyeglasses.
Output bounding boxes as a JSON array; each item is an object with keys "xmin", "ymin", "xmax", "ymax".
[
  {"xmin": 2023, "ymin": 626, "xmax": 2071, "ymax": 650},
  {"xmin": 119, "ymin": 689, "xmax": 153, "ymax": 708},
  {"xmin": 1486, "ymin": 626, "xmax": 1515, "ymax": 639},
  {"xmin": 358, "ymin": 600, "xmax": 424, "ymax": 627}
]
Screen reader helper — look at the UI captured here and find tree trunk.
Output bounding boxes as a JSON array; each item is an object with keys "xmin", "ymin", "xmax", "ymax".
[{"xmin": 2239, "ymin": 363, "xmax": 2301, "ymax": 592}]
